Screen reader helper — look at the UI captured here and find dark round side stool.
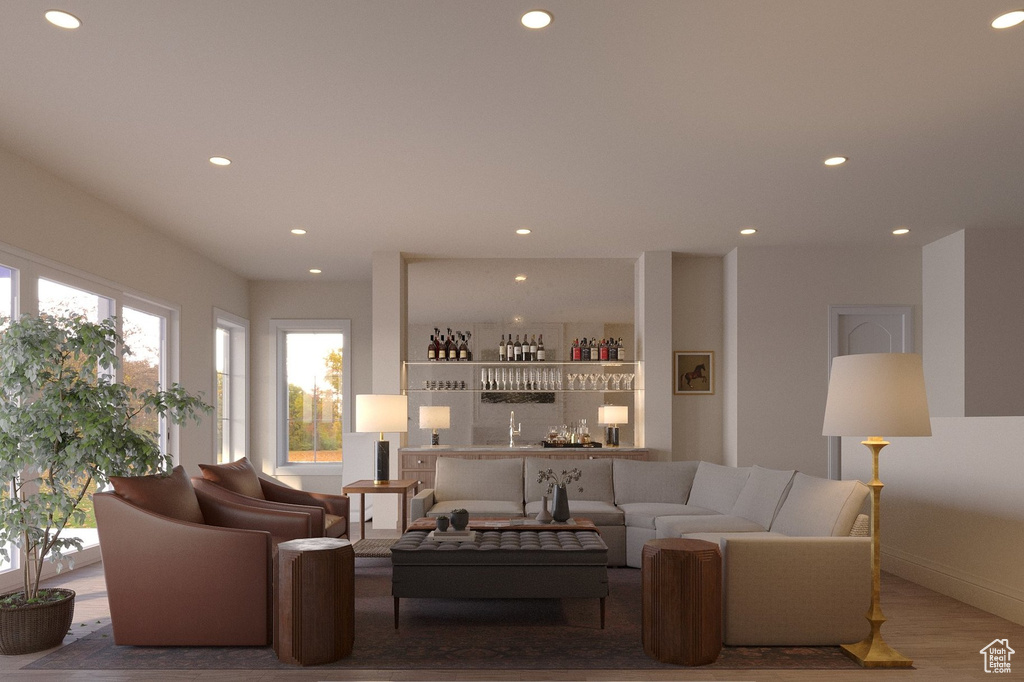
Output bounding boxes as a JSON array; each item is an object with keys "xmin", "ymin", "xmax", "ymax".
[
  {"xmin": 275, "ymin": 537, "xmax": 354, "ymax": 666},
  {"xmin": 641, "ymin": 538, "xmax": 723, "ymax": 666}
]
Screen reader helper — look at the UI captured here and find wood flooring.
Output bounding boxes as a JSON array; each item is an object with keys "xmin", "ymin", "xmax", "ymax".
[{"xmin": 2, "ymin": 556, "xmax": 1020, "ymax": 681}]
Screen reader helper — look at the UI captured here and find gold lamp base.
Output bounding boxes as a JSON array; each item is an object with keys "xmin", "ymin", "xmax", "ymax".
[{"xmin": 841, "ymin": 629, "xmax": 913, "ymax": 668}]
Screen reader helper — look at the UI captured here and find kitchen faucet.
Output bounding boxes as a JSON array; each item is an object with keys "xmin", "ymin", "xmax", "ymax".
[{"xmin": 509, "ymin": 410, "xmax": 521, "ymax": 447}]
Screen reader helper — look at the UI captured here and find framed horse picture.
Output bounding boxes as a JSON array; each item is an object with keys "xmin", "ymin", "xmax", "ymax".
[{"xmin": 674, "ymin": 351, "xmax": 714, "ymax": 395}]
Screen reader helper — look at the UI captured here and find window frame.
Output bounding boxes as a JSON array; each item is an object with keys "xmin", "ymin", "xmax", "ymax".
[
  {"xmin": 270, "ymin": 318, "xmax": 351, "ymax": 476},
  {"xmin": 214, "ymin": 308, "xmax": 249, "ymax": 463}
]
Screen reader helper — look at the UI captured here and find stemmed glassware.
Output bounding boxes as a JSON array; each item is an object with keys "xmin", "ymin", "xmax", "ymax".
[
  {"xmin": 623, "ymin": 373, "xmax": 635, "ymax": 390},
  {"xmin": 610, "ymin": 373, "xmax": 622, "ymax": 391},
  {"xmin": 567, "ymin": 373, "xmax": 579, "ymax": 390}
]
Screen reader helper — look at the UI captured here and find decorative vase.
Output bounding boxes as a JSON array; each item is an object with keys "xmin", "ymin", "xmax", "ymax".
[
  {"xmin": 450, "ymin": 509, "xmax": 469, "ymax": 531},
  {"xmin": 0, "ymin": 588, "xmax": 76, "ymax": 655},
  {"xmin": 435, "ymin": 516, "xmax": 450, "ymax": 532},
  {"xmin": 552, "ymin": 485, "xmax": 571, "ymax": 522},
  {"xmin": 535, "ymin": 495, "xmax": 553, "ymax": 523}
]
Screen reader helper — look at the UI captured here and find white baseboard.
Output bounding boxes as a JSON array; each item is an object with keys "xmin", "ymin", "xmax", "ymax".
[{"xmin": 884, "ymin": 546, "xmax": 1024, "ymax": 626}]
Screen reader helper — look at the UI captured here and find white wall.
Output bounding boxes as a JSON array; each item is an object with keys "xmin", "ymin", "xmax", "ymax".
[
  {"xmin": 672, "ymin": 254, "xmax": 724, "ymax": 463},
  {"xmin": 726, "ymin": 244, "xmax": 922, "ymax": 476},
  {"xmin": 842, "ymin": 418, "xmax": 1024, "ymax": 625},
  {"xmin": 0, "ymin": 145, "xmax": 248, "ymax": 591},
  {"xmin": 247, "ymin": 279, "xmax": 373, "ymax": 499},
  {"xmin": 922, "ymin": 231, "xmax": 966, "ymax": 418}
]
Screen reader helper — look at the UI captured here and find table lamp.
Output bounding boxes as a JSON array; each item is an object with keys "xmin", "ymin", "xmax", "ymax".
[
  {"xmin": 822, "ymin": 352, "xmax": 931, "ymax": 668},
  {"xmin": 356, "ymin": 394, "xmax": 408, "ymax": 485},
  {"xmin": 419, "ymin": 405, "xmax": 450, "ymax": 446},
  {"xmin": 598, "ymin": 405, "xmax": 628, "ymax": 447}
]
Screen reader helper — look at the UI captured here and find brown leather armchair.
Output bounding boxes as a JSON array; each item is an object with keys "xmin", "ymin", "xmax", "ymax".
[
  {"xmin": 193, "ymin": 457, "xmax": 349, "ymax": 539},
  {"xmin": 94, "ymin": 465, "xmax": 313, "ymax": 646}
]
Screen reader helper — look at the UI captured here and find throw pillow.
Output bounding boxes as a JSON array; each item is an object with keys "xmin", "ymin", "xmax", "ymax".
[
  {"xmin": 730, "ymin": 465, "xmax": 796, "ymax": 528},
  {"xmin": 109, "ymin": 465, "xmax": 205, "ymax": 524},
  {"xmin": 686, "ymin": 461, "xmax": 751, "ymax": 514},
  {"xmin": 197, "ymin": 456, "xmax": 265, "ymax": 499}
]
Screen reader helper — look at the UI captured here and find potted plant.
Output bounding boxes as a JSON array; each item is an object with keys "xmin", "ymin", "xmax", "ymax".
[{"xmin": 0, "ymin": 313, "xmax": 209, "ymax": 655}]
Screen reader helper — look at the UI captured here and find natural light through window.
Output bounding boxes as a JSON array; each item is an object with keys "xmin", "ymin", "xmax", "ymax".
[
  {"xmin": 284, "ymin": 331, "xmax": 345, "ymax": 464},
  {"xmin": 123, "ymin": 306, "xmax": 167, "ymax": 450},
  {"xmin": 0, "ymin": 265, "xmax": 14, "ymax": 574}
]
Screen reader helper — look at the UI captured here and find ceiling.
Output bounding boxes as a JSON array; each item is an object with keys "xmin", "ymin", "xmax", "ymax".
[{"xmin": 1, "ymin": 1, "xmax": 1022, "ymax": 281}]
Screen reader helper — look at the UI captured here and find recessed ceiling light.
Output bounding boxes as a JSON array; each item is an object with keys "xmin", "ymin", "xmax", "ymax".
[
  {"xmin": 309, "ymin": 268, "xmax": 322, "ymax": 274},
  {"xmin": 290, "ymin": 228, "xmax": 307, "ymax": 235},
  {"xmin": 516, "ymin": 228, "xmax": 532, "ymax": 235},
  {"xmin": 824, "ymin": 156, "xmax": 848, "ymax": 166},
  {"xmin": 209, "ymin": 156, "xmax": 231, "ymax": 166},
  {"xmin": 892, "ymin": 227, "xmax": 911, "ymax": 236},
  {"xmin": 740, "ymin": 228, "xmax": 757, "ymax": 235},
  {"xmin": 521, "ymin": 10, "xmax": 553, "ymax": 29},
  {"xmin": 45, "ymin": 10, "xmax": 81, "ymax": 29},
  {"xmin": 992, "ymin": 10, "xmax": 1024, "ymax": 29},
  {"xmin": 514, "ymin": 274, "xmax": 527, "ymax": 282}
]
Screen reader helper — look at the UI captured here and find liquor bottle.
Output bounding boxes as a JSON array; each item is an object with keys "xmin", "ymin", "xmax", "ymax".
[
  {"xmin": 607, "ymin": 337, "xmax": 617, "ymax": 362},
  {"xmin": 571, "ymin": 338, "xmax": 581, "ymax": 361},
  {"xmin": 617, "ymin": 337, "xmax": 626, "ymax": 361},
  {"xmin": 458, "ymin": 333, "xmax": 469, "ymax": 361},
  {"xmin": 536, "ymin": 334, "xmax": 546, "ymax": 361},
  {"xmin": 438, "ymin": 334, "xmax": 448, "ymax": 361},
  {"xmin": 530, "ymin": 334, "xmax": 538, "ymax": 361},
  {"xmin": 465, "ymin": 331, "xmax": 473, "ymax": 361},
  {"xmin": 499, "ymin": 334, "xmax": 507, "ymax": 361},
  {"xmin": 513, "ymin": 334, "xmax": 523, "ymax": 361},
  {"xmin": 600, "ymin": 338, "xmax": 609, "ymax": 362},
  {"xmin": 522, "ymin": 334, "xmax": 531, "ymax": 362},
  {"xmin": 580, "ymin": 337, "xmax": 590, "ymax": 362},
  {"xmin": 428, "ymin": 334, "xmax": 437, "ymax": 361}
]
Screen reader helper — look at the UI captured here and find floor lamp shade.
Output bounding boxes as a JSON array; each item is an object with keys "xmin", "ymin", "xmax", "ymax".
[
  {"xmin": 419, "ymin": 406, "xmax": 450, "ymax": 446},
  {"xmin": 821, "ymin": 352, "xmax": 930, "ymax": 668},
  {"xmin": 356, "ymin": 394, "xmax": 408, "ymax": 484},
  {"xmin": 823, "ymin": 353, "xmax": 931, "ymax": 438}
]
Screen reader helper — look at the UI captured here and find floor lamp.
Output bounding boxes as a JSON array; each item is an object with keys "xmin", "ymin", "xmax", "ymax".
[
  {"xmin": 356, "ymin": 394, "xmax": 408, "ymax": 485},
  {"xmin": 822, "ymin": 352, "xmax": 931, "ymax": 668}
]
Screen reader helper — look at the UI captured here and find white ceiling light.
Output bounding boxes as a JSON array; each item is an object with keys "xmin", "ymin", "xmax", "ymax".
[
  {"xmin": 290, "ymin": 228, "xmax": 307, "ymax": 235},
  {"xmin": 45, "ymin": 10, "xmax": 81, "ymax": 29},
  {"xmin": 521, "ymin": 10, "xmax": 553, "ymax": 29},
  {"xmin": 516, "ymin": 228, "xmax": 532, "ymax": 235},
  {"xmin": 209, "ymin": 156, "xmax": 231, "ymax": 166},
  {"xmin": 892, "ymin": 227, "xmax": 911, "ymax": 235},
  {"xmin": 740, "ymin": 228, "xmax": 757, "ymax": 235},
  {"xmin": 514, "ymin": 274, "xmax": 527, "ymax": 282},
  {"xmin": 309, "ymin": 268, "xmax": 322, "ymax": 274},
  {"xmin": 992, "ymin": 10, "xmax": 1024, "ymax": 29},
  {"xmin": 824, "ymin": 156, "xmax": 848, "ymax": 166}
]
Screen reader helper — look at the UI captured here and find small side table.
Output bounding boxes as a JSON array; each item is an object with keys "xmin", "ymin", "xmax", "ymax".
[
  {"xmin": 342, "ymin": 479, "xmax": 418, "ymax": 537},
  {"xmin": 642, "ymin": 538, "xmax": 722, "ymax": 666},
  {"xmin": 275, "ymin": 537, "xmax": 354, "ymax": 666}
]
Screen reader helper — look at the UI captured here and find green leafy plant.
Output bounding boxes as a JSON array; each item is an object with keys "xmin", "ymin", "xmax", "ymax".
[{"xmin": 0, "ymin": 313, "xmax": 210, "ymax": 606}]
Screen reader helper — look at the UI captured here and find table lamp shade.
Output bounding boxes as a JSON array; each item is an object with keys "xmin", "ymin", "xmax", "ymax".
[
  {"xmin": 418, "ymin": 405, "xmax": 450, "ymax": 430},
  {"xmin": 598, "ymin": 405, "xmax": 628, "ymax": 425},
  {"xmin": 355, "ymin": 394, "xmax": 408, "ymax": 434},
  {"xmin": 822, "ymin": 353, "xmax": 931, "ymax": 438}
]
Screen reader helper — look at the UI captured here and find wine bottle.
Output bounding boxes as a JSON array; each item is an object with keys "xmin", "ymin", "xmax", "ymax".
[
  {"xmin": 506, "ymin": 334, "xmax": 514, "ymax": 362},
  {"xmin": 499, "ymin": 334, "xmax": 507, "ymax": 361},
  {"xmin": 522, "ymin": 334, "xmax": 531, "ymax": 362},
  {"xmin": 513, "ymin": 334, "xmax": 523, "ymax": 361},
  {"xmin": 536, "ymin": 334, "xmax": 546, "ymax": 361},
  {"xmin": 465, "ymin": 331, "xmax": 473, "ymax": 361},
  {"xmin": 530, "ymin": 334, "xmax": 538, "ymax": 362},
  {"xmin": 428, "ymin": 334, "xmax": 437, "ymax": 361}
]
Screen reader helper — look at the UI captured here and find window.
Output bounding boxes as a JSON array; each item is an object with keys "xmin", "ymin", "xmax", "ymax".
[
  {"xmin": 272, "ymin": 320, "xmax": 351, "ymax": 472},
  {"xmin": 122, "ymin": 305, "xmax": 167, "ymax": 451},
  {"xmin": 215, "ymin": 310, "xmax": 248, "ymax": 463},
  {"xmin": 0, "ymin": 264, "xmax": 15, "ymax": 574}
]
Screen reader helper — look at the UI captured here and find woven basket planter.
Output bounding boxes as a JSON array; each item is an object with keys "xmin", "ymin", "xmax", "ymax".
[{"xmin": 0, "ymin": 588, "xmax": 76, "ymax": 655}]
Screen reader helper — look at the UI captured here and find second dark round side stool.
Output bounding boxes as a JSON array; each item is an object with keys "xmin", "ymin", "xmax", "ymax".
[{"xmin": 641, "ymin": 538, "xmax": 722, "ymax": 666}]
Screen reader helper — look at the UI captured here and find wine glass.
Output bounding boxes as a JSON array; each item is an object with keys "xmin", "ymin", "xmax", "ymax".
[
  {"xmin": 514, "ymin": 368, "xmax": 522, "ymax": 390},
  {"xmin": 598, "ymin": 374, "xmax": 610, "ymax": 391},
  {"xmin": 567, "ymin": 373, "xmax": 579, "ymax": 390},
  {"xmin": 623, "ymin": 373, "xmax": 635, "ymax": 390},
  {"xmin": 610, "ymin": 373, "xmax": 622, "ymax": 391}
]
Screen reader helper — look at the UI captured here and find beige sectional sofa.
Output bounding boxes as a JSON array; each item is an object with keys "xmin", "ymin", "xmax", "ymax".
[{"xmin": 410, "ymin": 455, "xmax": 873, "ymax": 646}]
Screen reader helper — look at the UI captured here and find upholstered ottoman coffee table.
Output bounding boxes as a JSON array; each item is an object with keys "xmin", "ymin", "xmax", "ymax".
[{"xmin": 391, "ymin": 517, "xmax": 609, "ymax": 629}]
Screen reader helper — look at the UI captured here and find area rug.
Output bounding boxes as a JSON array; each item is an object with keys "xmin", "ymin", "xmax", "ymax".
[
  {"xmin": 26, "ymin": 563, "xmax": 858, "ymax": 671},
  {"xmin": 352, "ymin": 537, "xmax": 397, "ymax": 558}
]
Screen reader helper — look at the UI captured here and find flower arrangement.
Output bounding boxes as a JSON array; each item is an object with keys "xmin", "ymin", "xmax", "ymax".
[{"xmin": 537, "ymin": 467, "xmax": 584, "ymax": 496}]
